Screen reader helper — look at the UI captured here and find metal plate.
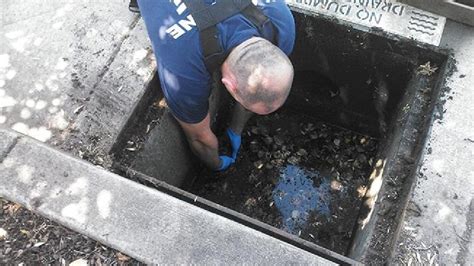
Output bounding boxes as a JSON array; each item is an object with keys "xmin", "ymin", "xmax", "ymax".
[
  {"xmin": 286, "ymin": 0, "xmax": 446, "ymax": 46},
  {"xmin": 400, "ymin": 0, "xmax": 474, "ymax": 26}
]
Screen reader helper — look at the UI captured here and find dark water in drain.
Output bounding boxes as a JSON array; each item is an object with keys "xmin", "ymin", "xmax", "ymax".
[
  {"xmin": 273, "ymin": 165, "xmax": 331, "ymax": 233},
  {"xmin": 189, "ymin": 109, "xmax": 378, "ymax": 254}
]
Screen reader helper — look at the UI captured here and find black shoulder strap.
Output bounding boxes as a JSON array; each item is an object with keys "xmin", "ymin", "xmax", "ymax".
[
  {"xmin": 186, "ymin": 0, "xmax": 252, "ymax": 31},
  {"xmin": 183, "ymin": 0, "xmax": 276, "ymax": 73},
  {"xmin": 241, "ymin": 4, "xmax": 276, "ymax": 44}
]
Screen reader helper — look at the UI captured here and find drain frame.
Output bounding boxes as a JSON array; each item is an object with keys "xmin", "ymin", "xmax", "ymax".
[{"xmin": 348, "ymin": 58, "xmax": 454, "ymax": 262}]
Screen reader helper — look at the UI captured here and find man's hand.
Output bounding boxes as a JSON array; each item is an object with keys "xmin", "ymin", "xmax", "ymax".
[
  {"xmin": 216, "ymin": 155, "xmax": 235, "ymax": 172},
  {"xmin": 226, "ymin": 128, "xmax": 241, "ymax": 160}
]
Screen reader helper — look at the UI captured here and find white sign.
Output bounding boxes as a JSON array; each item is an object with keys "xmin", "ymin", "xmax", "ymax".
[{"xmin": 286, "ymin": 0, "xmax": 446, "ymax": 46}]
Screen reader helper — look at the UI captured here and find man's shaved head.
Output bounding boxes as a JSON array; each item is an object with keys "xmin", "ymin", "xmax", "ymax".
[{"xmin": 221, "ymin": 37, "xmax": 294, "ymax": 115}]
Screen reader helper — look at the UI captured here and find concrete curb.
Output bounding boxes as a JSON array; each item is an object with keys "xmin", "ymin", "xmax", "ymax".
[
  {"xmin": 0, "ymin": 129, "xmax": 334, "ymax": 264},
  {"xmin": 60, "ymin": 18, "xmax": 157, "ymax": 166}
]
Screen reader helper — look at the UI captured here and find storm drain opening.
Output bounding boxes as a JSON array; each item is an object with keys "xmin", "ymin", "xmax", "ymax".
[
  {"xmin": 112, "ymin": 9, "xmax": 451, "ymax": 264},
  {"xmin": 190, "ymin": 105, "xmax": 379, "ymax": 255}
]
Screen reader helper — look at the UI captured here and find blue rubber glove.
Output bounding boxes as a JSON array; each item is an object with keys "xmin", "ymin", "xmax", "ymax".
[
  {"xmin": 226, "ymin": 128, "xmax": 241, "ymax": 160},
  {"xmin": 216, "ymin": 155, "xmax": 235, "ymax": 172}
]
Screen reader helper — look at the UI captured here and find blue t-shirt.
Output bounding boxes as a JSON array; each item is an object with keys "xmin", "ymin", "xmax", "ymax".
[{"xmin": 138, "ymin": 0, "xmax": 295, "ymax": 123}]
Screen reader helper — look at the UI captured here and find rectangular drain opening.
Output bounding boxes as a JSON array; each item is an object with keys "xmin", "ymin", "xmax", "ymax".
[{"xmin": 112, "ymin": 9, "xmax": 452, "ymax": 264}]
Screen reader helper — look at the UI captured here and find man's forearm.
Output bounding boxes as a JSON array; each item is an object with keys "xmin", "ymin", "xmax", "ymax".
[
  {"xmin": 188, "ymin": 134, "xmax": 221, "ymax": 170},
  {"xmin": 176, "ymin": 113, "xmax": 222, "ymax": 170}
]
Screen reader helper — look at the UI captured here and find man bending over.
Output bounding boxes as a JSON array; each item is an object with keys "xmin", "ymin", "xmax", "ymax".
[{"xmin": 138, "ymin": 0, "xmax": 295, "ymax": 171}]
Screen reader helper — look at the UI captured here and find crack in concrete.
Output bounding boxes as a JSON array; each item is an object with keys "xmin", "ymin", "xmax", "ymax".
[
  {"xmin": 0, "ymin": 136, "xmax": 19, "ymax": 164},
  {"xmin": 456, "ymin": 198, "xmax": 474, "ymax": 265}
]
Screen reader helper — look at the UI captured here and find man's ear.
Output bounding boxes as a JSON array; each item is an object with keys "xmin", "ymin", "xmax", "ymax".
[{"xmin": 222, "ymin": 76, "xmax": 237, "ymax": 94}]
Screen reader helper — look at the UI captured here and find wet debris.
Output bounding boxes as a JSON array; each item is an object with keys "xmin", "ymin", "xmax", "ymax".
[
  {"xmin": 191, "ymin": 110, "xmax": 378, "ymax": 254},
  {"xmin": 244, "ymin": 116, "xmax": 376, "ymax": 183},
  {"xmin": 76, "ymin": 135, "xmax": 112, "ymax": 168},
  {"xmin": 244, "ymin": 198, "xmax": 257, "ymax": 208},
  {"xmin": 125, "ymin": 141, "xmax": 138, "ymax": 152},
  {"xmin": 420, "ymin": 87, "xmax": 432, "ymax": 94},
  {"xmin": 115, "ymin": 94, "xmax": 167, "ymax": 170},
  {"xmin": 330, "ymin": 180, "xmax": 343, "ymax": 191},
  {"xmin": 124, "ymin": 135, "xmax": 145, "ymax": 154},
  {"xmin": 296, "ymin": 149, "xmax": 308, "ymax": 156},
  {"xmin": 417, "ymin": 62, "xmax": 438, "ymax": 76},
  {"xmin": 145, "ymin": 119, "xmax": 161, "ymax": 134}
]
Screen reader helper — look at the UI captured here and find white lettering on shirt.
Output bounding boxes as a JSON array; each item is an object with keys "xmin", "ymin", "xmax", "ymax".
[
  {"xmin": 167, "ymin": 0, "xmax": 196, "ymax": 39},
  {"xmin": 166, "ymin": 24, "xmax": 186, "ymax": 39},
  {"xmin": 178, "ymin": 15, "xmax": 196, "ymax": 31}
]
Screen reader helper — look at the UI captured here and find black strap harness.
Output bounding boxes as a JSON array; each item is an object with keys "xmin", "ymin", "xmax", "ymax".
[{"xmin": 183, "ymin": 0, "xmax": 276, "ymax": 73}]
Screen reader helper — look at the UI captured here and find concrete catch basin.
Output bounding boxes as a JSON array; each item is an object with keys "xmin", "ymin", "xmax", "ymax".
[{"xmin": 111, "ymin": 9, "xmax": 452, "ymax": 264}]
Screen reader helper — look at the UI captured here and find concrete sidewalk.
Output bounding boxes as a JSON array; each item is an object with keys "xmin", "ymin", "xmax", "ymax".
[{"xmin": 0, "ymin": 0, "xmax": 155, "ymax": 164}]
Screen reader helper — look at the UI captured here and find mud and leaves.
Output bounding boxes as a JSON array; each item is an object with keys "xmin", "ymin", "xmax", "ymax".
[
  {"xmin": 116, "ymin": 96, "xmax": 167, "ymax": 167},
  {"xmin": 395, "ymin": 227, "xmax": 440, "ymax": 266},
  {"xmin": 0, "ymin": 199, "xmax": 142, "ymax": 265},
  {"xmin": 190, "ymin": 109, "xmax": 378, "ymax": 254},
  {"xmin": 76, "ymin": 135, "xmax": 113, "ymax": 168},
  {"xmin": 417, "ymin": 62, "xmax": 438, "ymax": 76}
]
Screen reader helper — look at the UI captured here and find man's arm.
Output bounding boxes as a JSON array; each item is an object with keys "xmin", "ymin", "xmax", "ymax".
[{"xmin": 176, "ymin": 113, "xmax": 222, "ymax": 170}]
